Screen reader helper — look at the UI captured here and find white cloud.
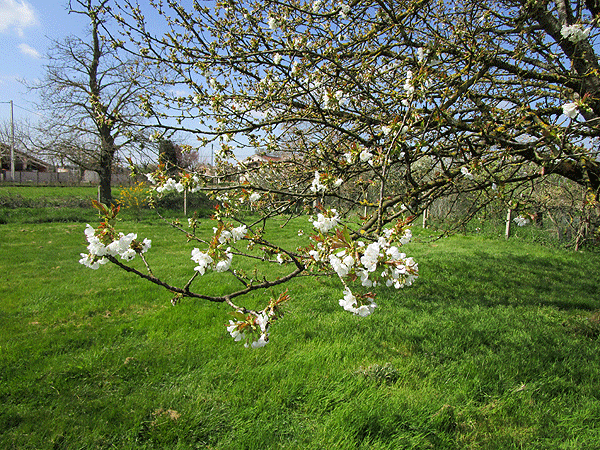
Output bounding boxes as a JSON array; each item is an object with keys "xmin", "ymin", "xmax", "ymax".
[
  {"xmin": 169, "ymin": 88, "xmax": 191, "ymax": 98},
  {"xmin": 0, "ymin": 0, "xmax": 39, "ymax": 36},
  {"xmin": 18, "ymin": 42, "xmax": 40, "ymax": 59}
]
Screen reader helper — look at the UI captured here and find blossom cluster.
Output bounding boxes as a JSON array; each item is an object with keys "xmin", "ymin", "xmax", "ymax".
[
  {"xmin": 560, "ymin": 24, "xmax": 591, "ymax": 43},
  {"xmin": 312, "ymin": 208, "xmax": 340, "ymax": 233},
  {"xmin": 226, "ymin": 291, "xmax": 289, "ymax": 348},
  {"xmin": 79, "ymin": 224, "xmax": 151, "ymax": 269},
  {"xmin": 249, "ymin": 191, "xmax": 262, "ymax": 203},
  {"xmin": 190, "ymin": 224, "xmax": 248, "ymax": 275},
  {"xmin": 191, "ymin": 247, "xmax": 232, "ymax": 274},
  {"xmin": 227, "ymin": 311, "xmax": 270, "ymax": 348},
  {"xmin": 327, "ymin": 230, "xmax": 418, "ymax": 290},
  {"xmin": 146, "ymin": 174, "xmax": 203, "ymax": 194},
  {"xmin": 308, "ymin": 211, "xmax": 418, "ymax": 316},
  {"xmin": 310, "ymin": 171, "xmax": 343, "ymax": 194},
  {"xmin": 338, "ymin": 288, "xmax": 376, "ymax": 317},
  {"xmin": 343, "ymin": 146, "xmax": 375, "ymax": 165}
]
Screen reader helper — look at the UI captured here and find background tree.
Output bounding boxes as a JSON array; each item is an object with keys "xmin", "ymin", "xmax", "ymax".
[
  {"xmin": 30, "ymin": 0, "xmax": 157, "ymax": 203},
  {"xmin": 0, "ymin": 118, "xmax": 39, "ymax": 169},
  {"xmin": 158, "ymin": 139, "xmax": 180, "ymax": 176}
]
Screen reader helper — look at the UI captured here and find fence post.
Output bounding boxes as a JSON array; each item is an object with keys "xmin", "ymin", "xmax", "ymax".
[{"xmin": 505, "ymin": 208, "xmax": 512, "ymax": 240}]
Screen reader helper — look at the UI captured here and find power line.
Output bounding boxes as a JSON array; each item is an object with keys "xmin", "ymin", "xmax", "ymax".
[
  {"xmin": 13, "ymin": 103, "xmax": 45, "ymax": 118},
  {"xmin": 0, "ymin": 101, "xmax": 45, "ymax": 118}
]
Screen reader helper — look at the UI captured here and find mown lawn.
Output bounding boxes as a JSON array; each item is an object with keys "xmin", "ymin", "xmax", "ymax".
[{"xmin": 1, "ymin": 189, "xmax": 599, "ymax": 449}]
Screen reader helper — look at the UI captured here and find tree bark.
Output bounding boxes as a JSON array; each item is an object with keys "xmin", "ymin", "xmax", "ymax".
[{"xmin": 98, "ymin": 145, "xmax": 113, "ymax": 204}]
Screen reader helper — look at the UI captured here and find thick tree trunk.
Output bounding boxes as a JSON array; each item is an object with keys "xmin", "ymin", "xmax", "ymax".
[
  {"xmin": 98, "ymin": 134, "xmax": 115, "ymax": 205},
  {"xmin": 98, "ymin": 160, "xmax": 112, "ymax": 205}
]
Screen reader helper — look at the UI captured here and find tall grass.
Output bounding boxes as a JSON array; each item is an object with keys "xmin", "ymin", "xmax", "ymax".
[{"xmin": 1, "ymin": 188, "xmax": 600, "ymax": 448}]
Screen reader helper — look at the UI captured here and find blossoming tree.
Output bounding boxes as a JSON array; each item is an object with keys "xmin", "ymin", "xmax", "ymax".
[{"xmin": 80, "ymin": 0, "xmax": 599, "ymax": 346}]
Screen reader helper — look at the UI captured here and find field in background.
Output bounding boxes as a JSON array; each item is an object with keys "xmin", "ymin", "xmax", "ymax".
[
  {"xmin": 0, "ymin": 185, "xmax": 215, "ymax": 224},
  {"xmin": 1, "ymin": 186, "xmax": 600, "ymax": 449}
]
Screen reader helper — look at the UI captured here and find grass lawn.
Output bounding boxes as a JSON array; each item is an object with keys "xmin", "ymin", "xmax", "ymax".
[{"xmin": 1, "ymin": 187, "xmax": 599, "ymax": 449}]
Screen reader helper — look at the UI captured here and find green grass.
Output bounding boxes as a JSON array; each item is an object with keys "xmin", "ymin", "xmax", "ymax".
[
  {"xmin": 0, "ymin": 185, "xmax": 101, "ymax": 200},
  {"xmin": 1, "ymin": 192, "xmax": 600, "ymax": 448},
  {"xmin": 0, "ymin": 185, "xmax": 214, "ymax": 225}
]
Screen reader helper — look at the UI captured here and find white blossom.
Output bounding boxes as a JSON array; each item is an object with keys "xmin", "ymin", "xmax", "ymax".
[
  {"xmin": 356, "ymin": 304, "xmax": 376, "ymax": 317},
  {"xmin": 106, "ymin": 233, "xmax": 137, "ymax": 259},
  {"xmin": 404, "ymin": 71, "xmax": 415, "ymax": 95},
  {"xmin": 513, "ymin": 215, "xmax": 530, "ymax": 227},
  {"xmin": 248, "ymin": 334, "xmax": 268, "ymax": 348},
  {"xmin": 218, "ymin": 230, "xmax": 232, "ymax": 244},
  {"xmin": 461, "ymin": 167, "xmax": 474, "ymax": 180},
  {"xmin": 339, "ymin": 3, "xmax": 350, "ymax": 19},
  {"xmin": 338, "ymin": 287, "xmax": 358, "ymax": 313},
  {"xmin": 84, "ymin": 224, "xmax": 107, "ymax": 257},
  {"xmin": 191, "ymin": 248, "xmax": 213, "ymax": 275},
  {"xmin": 231, "ymin": 225, "xmax": 248, "ymax": 241},
  {"xmin": 227, "ymin": 320, "xmax": 246, "ymax": 342},
  {"xmin": 360, "ymin": 242, "xmax": 380, "ymax": 272},
  {"xmin": 310, "ymin": 170, "xmax": 326, "ymax": 193},
  {"xmin": 79, "ymin": 253, "xmax": 108, "ymax": 270},
  {"xmin": 141, "ymin": 238, "xmax": 152, "ymax": 253},
  {"xmin": 560, "ymin": 24, "xmax": 591, "ymax": 43},
  {"xmin": 338, "ymin": 288, "xmax": 377, "ymax": 316},
  {"xmin": 329, "ymin": 253, "xmax": 354, "ymax": 277},
  {"xmin": 359, "ymin": 150, "xmax": 373, "ymax": 163},
  {"xmin": 312, "ymin": 209, "xmax": 339, "ymax": 233},
  {"xmin": 249, "ymin": 192, "xmax": 261, "ymax": 203},
  {"xmin": 215, "ymin": 257, "xmax": 232, "ymax": 272},
  {"xmin": 399, "ymin": 229, "xmax": 412, "ymax": 245},
  {"xmin": 562, "ymin": 102, "xmax": 579, "ymax": 119},
  {"xmin": 214, "ymin": 249, "xmax": 233, "ymax": 272},
  {"xmin": 156, "ymin": 178, "xmax": 179, "ymax": 194},
  {"xmin": 308, "ymin": 249, "xmax": 320, "ymax": 261},
  {"xmin": 120, "ymin": 248, "xmax": 136, "ymax": 262}
]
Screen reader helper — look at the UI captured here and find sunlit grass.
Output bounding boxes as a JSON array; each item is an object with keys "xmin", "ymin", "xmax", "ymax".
[{"xmin": 1, "ymin": 201, "xmax": 600, "ymax": 448}]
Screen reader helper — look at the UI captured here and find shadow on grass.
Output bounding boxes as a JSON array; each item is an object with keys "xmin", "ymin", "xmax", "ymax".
[{"xmin": 404, "ymin": 246, "xmax": 600, "ymax": 312}]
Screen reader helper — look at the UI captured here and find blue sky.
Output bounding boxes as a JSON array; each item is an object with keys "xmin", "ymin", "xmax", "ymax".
[
  {"xmin": 0, "ymin": 0, "xmax": 93, "ymax": 125},
  {"xmin": 0, "ymin": 0, "xmax": 235, "ymax": 162}
]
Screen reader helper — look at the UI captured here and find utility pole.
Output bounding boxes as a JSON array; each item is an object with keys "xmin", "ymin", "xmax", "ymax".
[{"xmin": 10, "ymin": 100, "xmax": 15, "ymax": 180}]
